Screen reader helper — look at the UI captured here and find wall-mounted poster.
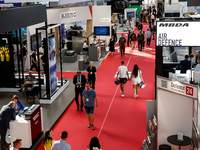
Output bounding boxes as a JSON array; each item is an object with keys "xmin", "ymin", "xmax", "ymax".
[{"xmin": 49, "ymin": 35, "xmax": 57, "ymax": 94}]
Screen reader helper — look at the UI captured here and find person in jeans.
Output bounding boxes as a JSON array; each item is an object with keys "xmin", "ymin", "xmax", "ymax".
[
  {"xmin": 146, "ymin": 28, "xmax": 152, "ymax": 46},
  {"xmin": 73, "ymin": 71, "xmax": 87, "ymax": 111},
  {"xmin": 82, "ymin": 82, "xmax": 98, "ymax": 130},
  {"xmin": 51, "ymin": 131, "xmax": 71, "ymax": 150},
  {"xmin": 116, "ymin": 60, "xmax": 129, "ymax": 97},
  {"xmin": 119, "ymin": 34, "xmax": 126, "ymax": 56}
]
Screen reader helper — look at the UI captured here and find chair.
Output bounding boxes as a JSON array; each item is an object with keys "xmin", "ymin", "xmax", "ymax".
[
  {"xmin": 26, "ymin": 86, "xmax": 40, "ymax": 103},
  {"xmin": 159, "ymin": 144, "xmax": 171, "ymax": 150}
]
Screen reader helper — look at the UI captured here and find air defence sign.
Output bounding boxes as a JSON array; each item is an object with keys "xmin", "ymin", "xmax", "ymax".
[{"xmin": 156, "ymin": 22, "xmax": 200, "ymax": 46}]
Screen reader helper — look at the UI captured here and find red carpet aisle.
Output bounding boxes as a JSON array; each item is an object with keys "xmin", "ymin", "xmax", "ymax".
[{"xmin": 37, "ymin": 23, "xmax": 155, "ymax": 150}]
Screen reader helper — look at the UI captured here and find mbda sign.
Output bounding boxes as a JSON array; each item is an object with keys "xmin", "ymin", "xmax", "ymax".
[
  {"xmin": 60, "ymin": 11, "xmax": 76, "ymax": 19},
  {"xmin": 156, "ymin": 21, "xmax": 200, "ymax": 46},
  {"xmin": 159, "ymin": 23, "xmax": 189, "ymax": 27}
]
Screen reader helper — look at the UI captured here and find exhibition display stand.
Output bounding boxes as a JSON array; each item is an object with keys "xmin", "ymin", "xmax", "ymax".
[
  {"xmin": 156, "ymin": 76, "xmax": 199, "ymax": 150},
  {"xmin": 10, "ymin": 105, "xmax": 43, "ymax": 148}
]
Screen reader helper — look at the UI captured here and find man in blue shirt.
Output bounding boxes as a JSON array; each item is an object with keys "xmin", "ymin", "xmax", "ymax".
[
  {"xmin": 146, "ymin": 28, "xmax": 152, "ymax": 46},
  {"xmin": 52, "ymin": 131, "xmax": 71, "ymax": 150},
  {"xmin": 176, "ymin": 55, "xmax": 191, "ymax": 73},
  {"xmin": 195, "ymin": 58, "xmax": 200, "ymax": 71},
  {"xmin": 82, "ymin": 82, "xmax": 98, "ymax": 130}
]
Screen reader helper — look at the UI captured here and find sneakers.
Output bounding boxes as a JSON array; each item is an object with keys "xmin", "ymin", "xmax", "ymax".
[
  {"xmin": 91, "ymin": 124, "xmax": 95, "ymax": 130},
  {"xmin": 121, "ymin": 94, "xmax": 125, "ymax": 97},
  {"xmin": 88, "ymin": 123, "xmax": 91, "ymax": 128},
  {"xmin": 134, "ymin": 93, "xmax": 136, "ymax": 98},
  {"xmin": 136, "ymin": 95, "xmax": 138, "ymax": 97}
]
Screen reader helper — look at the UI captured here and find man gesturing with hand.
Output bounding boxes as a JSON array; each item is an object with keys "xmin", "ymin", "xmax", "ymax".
[{"xmin": 82, "ymin": 81, "xmax": 98, "ymax": 130}]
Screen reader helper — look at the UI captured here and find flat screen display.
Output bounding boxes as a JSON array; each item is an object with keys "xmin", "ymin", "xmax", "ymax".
[
  {"xmin": 31, "ymin": 33, "xmax": 42, "ymax": 51},
  {"xmin": 127, "ymin": 12, "xmax": 135, "ymax": 18},
  {"xmin": 94, "ymin": 26, "xmax": 110, "ymax": 36}
]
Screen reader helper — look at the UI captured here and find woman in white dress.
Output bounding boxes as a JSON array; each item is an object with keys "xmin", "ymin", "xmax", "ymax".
[{"xmin": 130, "ymin": 64, "xmax": 144, "ymax": 98}]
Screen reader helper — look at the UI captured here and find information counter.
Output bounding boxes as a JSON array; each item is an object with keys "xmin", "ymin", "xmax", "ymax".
[
  {"xmin": 89, "ymin": 44, "xmax": 101, "ymax": 61},
  {"xmin": 10, "ymin": 105, "xmax": 43, "ymax": 148}
]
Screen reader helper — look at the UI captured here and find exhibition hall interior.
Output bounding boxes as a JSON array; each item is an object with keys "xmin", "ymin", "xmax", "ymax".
[{"xmin": 0, "ymin": 0, "xmax": 200, "ymax": 150}]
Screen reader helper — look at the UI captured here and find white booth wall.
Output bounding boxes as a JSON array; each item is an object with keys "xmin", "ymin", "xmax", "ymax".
[
  {"xmin": 157, "ymin": 89, "xmax": 193, "ymax": 150},
  {"xmin": 92, "ymin": 5, "xmax": 111, "ymax": 45}
]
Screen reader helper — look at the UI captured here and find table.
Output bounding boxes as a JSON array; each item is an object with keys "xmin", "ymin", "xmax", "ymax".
[{"xmin": 167, "ymin": 135, "xmax": 191, "ymax": 150}]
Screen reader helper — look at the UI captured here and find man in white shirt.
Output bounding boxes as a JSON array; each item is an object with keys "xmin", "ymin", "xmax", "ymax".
[
  {"xmin": 83, "ymin": 40, "xmax": 89, "ymax": 52},
  {"xmin": 90, "ymin": 36, "xmax": 98, "ymax": 45},
  {"xmin": 116, "ymin": 60, "xmax": 129, "ymax": 97},
  {"xmin": 12, "ymin": 138, "xmax": 22, "ymax": 150},
  {"xmin": 52, "ymin": 131, "xmax": 71, "ymax": 150}
]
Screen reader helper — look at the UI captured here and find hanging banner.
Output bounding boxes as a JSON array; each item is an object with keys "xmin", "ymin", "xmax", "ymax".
[{"xmin": 156, "ymin": 21, "xmax": 200, "ymax": 46}]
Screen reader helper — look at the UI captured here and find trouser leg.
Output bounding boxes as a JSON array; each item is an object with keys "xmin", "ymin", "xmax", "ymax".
[
  {"xmin": 80, "ymin": 89, "xmax": 83, "ymax": 109},
  {"xmin": 0, "ymin": 126, "xmax": 7, "ymax": 150},
  {"xmin": 75, "ymin": 90, "xmax": 79, "ymax": 108}
]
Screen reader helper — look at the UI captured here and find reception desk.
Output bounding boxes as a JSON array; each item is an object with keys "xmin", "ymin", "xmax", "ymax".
[
  {"xmin": 89, "ymin": 44, "xmax": 101, "ymax": 61},
  {"xmin": 10, "ymin": 105, "xmax": 43, "ymax": 148}
]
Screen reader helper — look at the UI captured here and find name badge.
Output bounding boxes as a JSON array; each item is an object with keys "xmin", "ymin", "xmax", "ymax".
[
  {"xmin": 90, "ymin": 72, "xmax": 92, "ymax": 74},
  {"xmin": 86, "ymin": 98, "xmax": 89, "ymax": 102}
]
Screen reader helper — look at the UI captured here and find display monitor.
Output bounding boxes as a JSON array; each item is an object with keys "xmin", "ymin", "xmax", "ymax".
[
  {"xmin": 127, "ymin": 12, "xmax": 135, "ymax": 18},
  {"xmin": 94, "ymin": 26, "xmax": 110, "ymax": 36},
  {"xmin": 31, "ymin": 33, "xmax": 42, "ymax": 51}
]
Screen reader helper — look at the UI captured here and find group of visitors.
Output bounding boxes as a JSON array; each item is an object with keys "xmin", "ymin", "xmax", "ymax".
[
  {"xmin": 73, "ymin": 61, "xmax": 98, "ymax": 130},
  {"xmin": 0, "ymin": 95, "xmax": 24, "ymax": 150},
  {"xmin": 43, "ymin": 129, "xmax": 101, "ymax": 150}
]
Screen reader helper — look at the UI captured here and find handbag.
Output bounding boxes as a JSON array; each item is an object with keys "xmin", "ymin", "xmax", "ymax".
[
  {"xmin": 115, "ymin": 79, "xmax": 120, "ymax": 85},
  {"xmin": 139, "ymin": 82, "xmax": 146, "ymax": 89}
]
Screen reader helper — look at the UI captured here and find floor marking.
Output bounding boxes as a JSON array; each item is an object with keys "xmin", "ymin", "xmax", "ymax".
[{"xmin": 97, "ymin": 57, "xmax": 132, "ymax": 138}]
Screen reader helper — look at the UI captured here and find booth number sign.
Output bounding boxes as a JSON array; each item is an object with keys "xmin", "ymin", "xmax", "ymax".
[{"xmin": 158, "ymin": 78, "xmax": 197, "ymax": 98}]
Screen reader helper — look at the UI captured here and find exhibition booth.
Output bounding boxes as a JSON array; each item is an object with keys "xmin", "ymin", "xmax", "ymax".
[
  {"xmin": 0, "ymin": 6, "xmax": 46, "ymax": 149},
  {"xmin": 152, "ymin": 18, "xmax": 200, "ymax": 150}
]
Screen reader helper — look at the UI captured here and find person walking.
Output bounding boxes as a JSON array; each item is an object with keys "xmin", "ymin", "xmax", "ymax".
[
  {"xmin": 131, "ymin": 31, "xmax": 137, "ymax": 50},
  {"xmin": 142, "ymin": 31, "xmax": 146, "ymax": 49},
  {"xmin": 43, "ymin": 129, "xmax": 55, "ymax": 150},
  {"xmin": 30, "ymin": 49, "xmax": 38, "ymax": 71},
  {"xmin": 108, "ymin": 36, "xmax": 115, "ymax": 56},
  {"xmin": 151, "ymin": 14, "xmax": 155, "ymax": 25},
  {"xmin": 146, "ymin": 28, "xmax": 152, "ymax": 46},
  {"xmin": 116, "ymin": 60, "xmax": 129, "ymax": 97},
  {"xmin": 87, "ymin": 61, "xmax": 97, "ymax": 90},
  {"xmin": 119, "ymin": 34, "xmax": 126, "ymax": 56},
  {"xmin": 73, "ymin": 71, "xmax": 87, "ymax": 111},
  {"xmin": 127, "ymin": 23, "xmax": 132, "ymax": 46},
  {"xmin": 82, "ymin": 81, "xmax": 98, "ymax": 130},
  {"xmin": 137, "ymin": 30, "xmax": 144, "ymax": 51},
  {"xmin": 130, "ymin": 64, "xmax": 144, "ymax": 98},
  {"xmin": 0, "ymin": 101, "xmax": 16, "ymax": 150},
  {"xmin": 51, "ymin": 131, "xmax": 71, "ymax": 150}
]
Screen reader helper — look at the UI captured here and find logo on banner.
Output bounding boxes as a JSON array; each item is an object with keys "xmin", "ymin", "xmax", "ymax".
[
  {"xmin": 159, "ymin": 23, "xmax": 189, "ymax": 27},
  {"xmin": 171, "ymin": 82, "xmax": 185, "ymax": 93},
  {"xmin": 186, "ymin": 86, "xmax": 193, "ymax": 96},
  {"xmin": 61, "ymin": 11, "xmax": 76, "ymax": 19}
]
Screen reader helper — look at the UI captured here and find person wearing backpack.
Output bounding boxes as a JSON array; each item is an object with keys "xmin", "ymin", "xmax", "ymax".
[
  {"xmin": 137, "ymin": 30, "xmax": 144, "ymax": 51},
  {"xmin": 131, "ymin": 31, "xmax": 137, "ymax": 50}
]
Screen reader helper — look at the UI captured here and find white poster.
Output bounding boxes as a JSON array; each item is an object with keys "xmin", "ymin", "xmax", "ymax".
[{"xmin": 156, "ymin": 22, "xmax": 200, "ymax": 46}]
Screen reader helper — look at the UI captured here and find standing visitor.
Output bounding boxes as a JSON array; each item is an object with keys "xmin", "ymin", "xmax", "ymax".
[
  {"xmin": 30, "ymin": 49, "xmax": 38, "ymax": 71},
  {"xmin": 12, "ymin": 138, "xmax": 22, "ymax": 150},
  {"xmin": 138, "ymin": 22, "xmax": 143, "ymax": 31},
  {"xmin": 116, "ymin": 60, "xmax": 129, "ymax": 97},
  {"xmin": 127, "ymin": 23, "xmax": 132, "ymax": 46},
  {"xmin": 130, "ymin": 64, "xmax": 144, "ymax": 98},
  {"xmin": 137, "ymin": 30, "xmax": 144, "ymax": 51},
  {"xmin": 119, "ymin": 34, "xmax": 126, "ymax": 56},
  {"xmin": 151, "ymin": 13, "xmax": 155, "ymax": 25},
  {"xmin": 140, "ymin": 11, "xmax": 144, "ymax": 22},
  {"xmin": 0, "ymin": 101, "xmax": 16, "ymax": 150},
  {"xmin": 108, "ymin": 36, "xmax": 115, "ymax": 57},
  {"xmin": 87, "ymin": 61, "xmax": 97, "ymax": 90},
  {"xmin": 73, "ymin": 71, "xmax": 87, "ymax": 111},
  {"xmin": 146, "ymin": 28, "xmax": 152, "ymax": 46},
  {"xmin": 131, "ymin": 31, "xmax": 137, "ymax": 50},
  {"xmin": 51, "ymin": 131, "xmax": 71, "ymax": 150},
  {"xmin": 82, "ymin": 82, "xmax": 98, "ymax": 130},
  {"xmin": 43, "ymin": 129, "xmax": 55, "ymax": 150}
]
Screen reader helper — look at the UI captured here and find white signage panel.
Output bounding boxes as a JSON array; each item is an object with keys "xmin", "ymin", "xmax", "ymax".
[
  {"xmin": 157, "ymin": 77, "xmax": 198, "ymax": 99},
  {"xmin": 156, "ymin": 22, "xmax": 200, "ymax": 46},
  {"xmin": 100, "ymin": 18, "xmax": 111, "ymax": 22},
  {"xmin": 60, "ymin": 11, "xmax": 76, "ymax": 19}
]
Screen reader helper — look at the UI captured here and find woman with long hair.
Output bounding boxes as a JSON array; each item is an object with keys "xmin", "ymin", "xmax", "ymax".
[
  {"xmin": 130, "ymin": 64, "xmax": 144, "ymax": 98},
  {"xmin": 43, "ymin": 129, "xmax": 55, "ymax": 150},
  {"xmin": 108, "ymin": 35, "xmax": 115, "ymax": 56},
  {"xmin": 87, "ymin": 137, "xmax": 101, "ymax": 150}
]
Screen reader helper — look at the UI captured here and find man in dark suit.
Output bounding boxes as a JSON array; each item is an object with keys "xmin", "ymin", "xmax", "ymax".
[
  {"xmin": 0, "ymin": 101, "xmax": 16, "ymax": 150},
  {"xmin": 176, "ymin": 55, "xmax": 191, "ymax": 73},
  {"xmin": 73, "ymin": 71, "xmax": 86, "ymax": 111}
]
